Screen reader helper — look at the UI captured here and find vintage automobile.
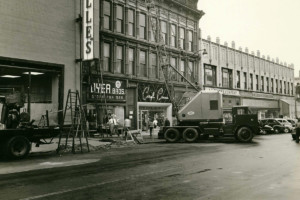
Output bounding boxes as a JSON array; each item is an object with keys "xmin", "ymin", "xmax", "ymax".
[{"xmin": 260, "ymin": 118, "xmax": 291, "ymax": 134}]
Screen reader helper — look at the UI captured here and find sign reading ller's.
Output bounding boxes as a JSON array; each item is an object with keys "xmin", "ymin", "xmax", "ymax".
[
  {"xmin": 83, "ymin": 0, "xmax": 94, "ymax": 60},
  {"xmin": 89, "ymin": 79, "xmax": 126, "ymax": 102}
]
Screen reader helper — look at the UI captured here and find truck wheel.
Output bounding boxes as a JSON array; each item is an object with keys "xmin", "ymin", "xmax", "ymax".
[
  {"xmin": 5, "ymin": 136, "xmax": 31, "ymax": 159},
  {"xmin": 183, "ymin": 128, "xmax": 199, "ymax": 142},
  {"xmin": 164, "ymin": 128, "xmax": 180, "ymax": 143},
  {"xmin": 236, "ymin": 127, "xmax": 254, "ymax": 143}
]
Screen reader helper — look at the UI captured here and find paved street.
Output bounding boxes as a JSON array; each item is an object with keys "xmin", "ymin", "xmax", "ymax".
[{"xmin": 1, "ymin": 133, "xmax": 300, "ymax": 200}]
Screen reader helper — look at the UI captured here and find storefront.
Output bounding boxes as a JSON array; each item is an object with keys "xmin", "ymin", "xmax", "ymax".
[
  {"xmin": 240, "ymin": 91, "xmax": 280, "ymax": 119},
  {"xmin": 137, "ymin": 83, "xmax": 172, "ymax": 130},
  {"xmin": 85, "ymin": 77, "xmax": 127, "ymax": 130},
  {"xmin": 0, "ymin": 57, "xmax": 64, "ymax": 125}
]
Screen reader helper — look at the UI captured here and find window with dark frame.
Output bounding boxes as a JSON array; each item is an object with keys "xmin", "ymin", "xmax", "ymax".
[
  {"xmin": 170, "ymin": 24, "xmax": 176, "ymax": 47},
  {"xmin": 149, "ymin": 17, "xmax": 156, "ymax": 42},
  {"xmin": 261, "ymin": 76, "xmax": 264, "ymax": 91},
  {"xmin": 149, "ymin": 53, "xmax": 157, "ymax": 78},
  {"xmin": 115, "ymin": 45, "xmax": 123, "ymax": 73},
  {"xmin": 180, "ymin": 60, "xmax": 185, "ymax": 82},
  {"xmin": 204, "ymin": 65, "xmax": 216, "ymax": 86},
  {"xmin": 139, "ymin": 50, "xmax": 147, "ymax": 77},
  {"xmin": 179, "ymin": 27, "xmax": 185, "ymax": 50},
  {"xmin": 188, "ymin": 61, "xmax": 194, "ymax": 82},
  {"xmin": 103, "ymin": 42, "xmax": 110, "ymax": 72},
  {"xmin": 243, "ymin": 72, "xmax": 247, "ymax": 90},
  {"xmin": 128, "ymin": 48, "xmax": 134, "ymax": 75},
  {"xmin": 128, "ymin": 9, "xmax": 134, "ymax": 36},
  {"xmin": 116, "ymin": 5, "xmax": 123, "ymax": 33},
  {"xmin": 236, "ymin": 71, "xmax": 240, "ymax": 88},
  {"xmin": 256, "ymin": 75, "xmax": 259, "ymax": 90},
  {"xmin": 266, "ymin": 77, "xmax": 269, "ymax": 92},
  {"xmin": 170, "ymin": 57, "xmax": 177, "ymax": 81},
  {"xmin": 188, "ymin": 30, "xmax": 193, "ymax": 51},
  {"xmin": 161, "ymin": 21, "xmax": 167, "ymax": 44},
  {"xmin": 210, "ymin": 100, "xmax": 218, "ymax": 110},
  {"xmin": 280, "ymin": 80, "xmax": 282, "ymax": 93},
  {"xmin": 250, "ymin": 73, "xmax": 253, "ymax": 90},
  {"xmin": 139, "ymin": 13, "xmax": 146, "ymax": 39},
  {"xmin": 103, "ymin": 1, "xmax": 111, "ymax": 30},
  {"xmin": 222, "ymin": 68, "xmax": 232, "ymax": 88},
  {"xmin": 271, "ymin": 78, "xmax": 274, "ymax": 92}
]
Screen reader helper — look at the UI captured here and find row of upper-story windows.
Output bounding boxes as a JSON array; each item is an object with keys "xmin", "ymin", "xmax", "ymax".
[
  {"xmin": 202, "ymin": 42, "xmax": 293, "ymax": 81},
  {"xmin": 102, "ymin": 0, "xmax": 196, "ymax": 52},
  {"xmin": 204, "ymin": 64, "xmax": 293, "ymax": 95},
  {"xmin": 101, "ymin": 41, "xmax": 196, "ymax": 82}
]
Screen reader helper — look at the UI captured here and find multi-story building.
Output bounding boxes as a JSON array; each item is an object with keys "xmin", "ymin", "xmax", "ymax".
[
  {"xmin": 85, "ymin": 0, "xmax": 205, "ymax": 129},
  {"xmin": 201, "ymin": 36, "xmax": 295, "ymax": 119},
  {"xmin": 0, "ymin": 0, "xmax": 82, "ymax": 125},
  {"xmin": 0, "ymin": 0, "xmax": 204, "ymax": 130}
]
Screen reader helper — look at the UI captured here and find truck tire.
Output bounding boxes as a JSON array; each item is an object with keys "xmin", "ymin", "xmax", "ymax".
[
  {"xmin": 236, "ymin": 127, "xmax": 254, "ymax": 143},
  {"xmin": 183, "ymin": 128, "xmax": 199, "ymax": 142},
  {"xmin": 164, "ymin": 128, "xmax": 180, "ymax": 143},
  {"xmin": 5, "ymin": 136, "xmax": 31, "ymax": 159}
]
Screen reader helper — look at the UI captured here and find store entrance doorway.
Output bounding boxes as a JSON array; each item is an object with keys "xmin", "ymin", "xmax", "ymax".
[{"xmin": 139, "ymin": 110, "xmax": 149, "ymax": 131}]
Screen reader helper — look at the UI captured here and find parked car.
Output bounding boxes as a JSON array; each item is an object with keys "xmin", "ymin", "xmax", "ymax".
[
  {"xmin": 286, "ymin": 119, "xmax": 297, "ymax": 128},
  {"xmin": 260, "ymin": 118, "xmax": 290, "ymax": 134},
  {"xmin": 275, "ymin": 118, "xmax": 294, "ymax": 133},
  {"xmin": 259, "ymin": 122, "xmax": 274, "ymax": 134}
]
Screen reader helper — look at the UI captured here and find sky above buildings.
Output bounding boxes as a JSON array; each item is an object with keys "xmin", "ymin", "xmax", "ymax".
[{"xmin": 198, "ymin": 0, "xmax": 300, "ymax": 77}]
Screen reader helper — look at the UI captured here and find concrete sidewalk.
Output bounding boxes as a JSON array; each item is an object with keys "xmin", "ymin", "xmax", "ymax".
[{"xmin": 30, "ymin": 128, "xmax": 164, "ymax": 155}]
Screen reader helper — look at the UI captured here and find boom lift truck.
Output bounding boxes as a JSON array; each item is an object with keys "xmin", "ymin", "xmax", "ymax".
[
  {"xmin": 144, "ymin": 1, "xmax": 259, "ymax": 142},
  {"xmin": 160, "ymin": 64, "xmax": 260, "ymax": 143}
]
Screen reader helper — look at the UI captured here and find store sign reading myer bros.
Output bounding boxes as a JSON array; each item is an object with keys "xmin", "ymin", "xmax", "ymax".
[
  {"xmin": 83, "ymin": 0, "xmax": 93, "ymax": 60},
  {"xmin": 89, "ymin": 80, "xmax": 126, "ymax": 102}
]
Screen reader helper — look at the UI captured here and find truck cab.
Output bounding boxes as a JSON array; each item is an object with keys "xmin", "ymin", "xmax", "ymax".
[{"xmin": 223, "ymin": 106, "xmax": 260, "ymax": 140}]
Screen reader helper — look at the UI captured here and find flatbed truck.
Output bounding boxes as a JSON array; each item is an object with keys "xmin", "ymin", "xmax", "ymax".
[{"xmin": 0, "ymin": 96, "xmax": 60, "ymax": 159}]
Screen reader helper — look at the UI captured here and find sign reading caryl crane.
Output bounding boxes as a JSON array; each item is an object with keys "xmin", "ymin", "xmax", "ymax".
[
  {"xmin": 138, "ymin": 83, "xmax": 170, "ymax": 103},
  {"xmin": 83, "ymin": 0, "xmax": 94, "ymax": 60}
]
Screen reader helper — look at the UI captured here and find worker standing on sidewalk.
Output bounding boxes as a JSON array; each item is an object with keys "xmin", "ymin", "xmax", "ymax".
[
  {"xmin": 149, "ymin": 118, "xmax": 154, "ymax": 138},
  {"xmin": 124, "ymin": 118, "xmax": 131, "ymax": 141},
  {"xmin": 295, "ymin": 119, "xmax": 300, "ymax": 143}
]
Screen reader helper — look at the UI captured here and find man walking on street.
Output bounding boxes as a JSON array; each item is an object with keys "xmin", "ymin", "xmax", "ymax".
[{"xmin": 296, "ymin": 119, "xmax": 300, "ymax": 143}]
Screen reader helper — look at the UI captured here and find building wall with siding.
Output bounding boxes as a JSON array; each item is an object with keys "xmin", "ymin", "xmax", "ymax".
[{"xmin": 0, "ymin": 0, "xmax": 80, "ymax": 95}]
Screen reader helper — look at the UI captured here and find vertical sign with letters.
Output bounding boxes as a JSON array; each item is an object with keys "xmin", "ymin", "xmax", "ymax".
[{"xmin": 83, "ymin": 0, "xmax": 94, "ymax": 60}]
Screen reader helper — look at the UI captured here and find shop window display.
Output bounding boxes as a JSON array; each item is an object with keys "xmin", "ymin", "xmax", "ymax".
[{"xmin": 0, "ymin": 67, "xmax": 60, "ymax": 125}]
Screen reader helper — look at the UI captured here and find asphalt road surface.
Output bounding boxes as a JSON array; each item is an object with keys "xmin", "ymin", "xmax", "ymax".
[{"xmin": 1, "ymin": 133, "xmax": 300, "ymax": 200}]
